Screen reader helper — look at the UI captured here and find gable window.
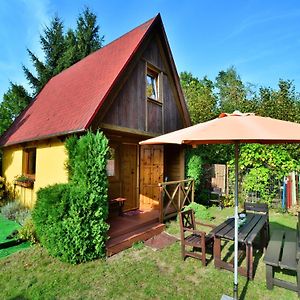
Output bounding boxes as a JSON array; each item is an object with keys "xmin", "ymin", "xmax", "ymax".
[
  {"xmin": 146, "ymin": 69, "xmax": 159, "ymax": 101},
  {"xmin": 23, "ymin": 148, "xmax": 36, "ymax": 179}
]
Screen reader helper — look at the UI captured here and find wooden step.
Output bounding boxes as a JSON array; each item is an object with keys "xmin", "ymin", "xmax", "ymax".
[
  {"xmin": 106, "ymin": 223, "xmax": 165, "ymax": 256},
  {"xmin": 108, "ymin": 216, "xmax": 159, "ymax": 239}
]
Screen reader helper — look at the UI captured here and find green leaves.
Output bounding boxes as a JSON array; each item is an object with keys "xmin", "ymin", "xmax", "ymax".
[
  {"xmin": 0, "ymin": 83, "xmax": 32, "ymax": 136},
  {"xmin": 33, "ymin": 131, "xmax": 110, "ymax": 264},
  {"xmin": 23, "ymin": 7, "xmax": 104, "ymax": 96},
  {"xmin": 228, "ymin": 144, "xmax": 300, "ymax": 204},
  {"xmin": 180, "ymin": 72, "xmax": 217, "ymax": 124}
]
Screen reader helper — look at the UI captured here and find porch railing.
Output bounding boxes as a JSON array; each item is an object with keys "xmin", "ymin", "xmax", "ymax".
[{"xmin": 158, "ymin": 178, "xmax": 195, "ymax": 222}]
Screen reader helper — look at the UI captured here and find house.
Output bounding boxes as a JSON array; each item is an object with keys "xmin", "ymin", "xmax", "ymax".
[{"xmin": 0, "ymin": 14, "xmax": 191, "ymax": 254}]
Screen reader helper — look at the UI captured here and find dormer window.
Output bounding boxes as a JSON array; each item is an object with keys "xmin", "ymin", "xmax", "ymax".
[{"xmin": 146, "ymin": 69, "xmax": 159, "ymax": 101}]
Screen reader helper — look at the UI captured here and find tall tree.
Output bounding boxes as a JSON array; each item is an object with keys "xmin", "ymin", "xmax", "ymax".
[
  {"xmin": 215, "ymin": 66, "xmax": 257, "ymax": 113},
  {"xmin": 23, "ymin": 16, "xmax": 65, "ymax": 94},
  {"xmin": 23, "ymin": 8, "xmax": 104, "ymax": 96},
  {"xmin": 0, "ymin": 83, "xmax": 32, "ymax": 135},
  {"xmin": 257, "ymin": 79, "xmax": 300, "ymax": 122},
  {"xmin": 75, "ymin": 7, "xmax": 104, "ymax": 60},
  {"xmin": 180, "ymin": 72, "xmax": 217, "ymax": 124}
]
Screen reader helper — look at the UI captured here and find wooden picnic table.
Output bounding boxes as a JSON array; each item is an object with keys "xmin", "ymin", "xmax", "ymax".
[{"xmin": 211, "ymin": 212, "xmax": 269, "ymax": 279}]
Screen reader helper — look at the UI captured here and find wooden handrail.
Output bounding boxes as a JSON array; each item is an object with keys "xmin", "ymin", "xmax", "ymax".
[
  {"xmin": 159, "ymin": 178, "xmax": 195, "ymax": 222},
  {"xmin": 159, "ymin": 178, "xmax": 194, "ymax": 186}
]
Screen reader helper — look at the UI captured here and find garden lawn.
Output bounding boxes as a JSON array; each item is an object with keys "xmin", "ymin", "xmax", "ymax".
[
  {"xmin": 0, "ymin": 214, "xmax": 30, "ymax": 259},
  {"xmin": 0, "ymin": 207, "xmax": 298, "ymax": 300}
]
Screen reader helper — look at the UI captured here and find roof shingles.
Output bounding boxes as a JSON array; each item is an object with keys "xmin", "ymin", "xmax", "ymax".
[{"xmin": 0, "ymin": 16, "xmax": 157, "ymax": 147}]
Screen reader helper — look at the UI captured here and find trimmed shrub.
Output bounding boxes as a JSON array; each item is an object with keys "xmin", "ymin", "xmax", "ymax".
[
  {"xmin": 33, "ymin": 131, "xmax": 110, "ymax": 264},
  {"xmin": 33, "ymin": 183, "xmax": 71, "ymax": 258}
]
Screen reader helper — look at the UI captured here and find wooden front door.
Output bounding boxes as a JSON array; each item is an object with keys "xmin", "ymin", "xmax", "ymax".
[
  {"xmin": 121, "ymin": 144, "xmax": 138, "ymax": 211},
  {"xmin": 140, "ymin": 145, "xmax": 164, "ymax": 210}
]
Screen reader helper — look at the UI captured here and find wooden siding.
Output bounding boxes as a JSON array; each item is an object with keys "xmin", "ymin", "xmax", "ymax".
[
  {"xmin": 142, "ymin": 35, "xmax": 164, "ymax": 71},
  {"xmin": 163, "ymin": 73, "xmax": 183, "ymax": 133},
  {"xmin": 103, "ymin": 60, "xmax": 146, "ymax": 131},
  {"xmin": 101, "ymin": 36, "xmax": 185, "ymax": 136},
  {"xmin": 147, "ymin": 100, "xmax": 163, "ymax": 133}
]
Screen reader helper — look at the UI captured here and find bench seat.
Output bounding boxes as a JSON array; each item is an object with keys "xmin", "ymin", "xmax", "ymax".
[{"xmin": 264, "ymin": 229, "xmax": 299, "ymax": 296}]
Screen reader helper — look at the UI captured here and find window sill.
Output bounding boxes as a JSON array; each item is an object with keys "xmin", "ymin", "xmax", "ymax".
[
  {"xmin": 15, "ymin": 179, "xmax": 34, "ymax": 189},
  {"xmin": 147, "ymin": 97, "xmax": 162, "ymax": 106}
]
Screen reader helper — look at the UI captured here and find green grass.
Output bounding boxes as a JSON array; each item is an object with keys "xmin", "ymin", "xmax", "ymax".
[
  {"xmin": 0, "ymin": 207, "xmax": 298, "ymax": 300},
  {"xmin": 0, "ymin": 214, "xmax": 31, "ymax": 259}
]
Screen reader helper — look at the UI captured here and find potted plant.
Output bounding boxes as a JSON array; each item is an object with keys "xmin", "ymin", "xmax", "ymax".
[{"xmin": 14, "ymin": 175, "xmax": 34, "ymax": 189}]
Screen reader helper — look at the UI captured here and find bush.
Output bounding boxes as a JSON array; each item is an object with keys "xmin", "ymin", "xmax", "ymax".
[
  {"xmin": 15, "ymin": 209, "xmax": 31, "ymax": 226},
  {"xmin": 185, "ymin": 147, "xmax": 203, "ymax": 202},
  {"xmin": 33, "ymin": 183, "xmax": 71, "ymax": 257},
  {"xmin": 18, "ymin": 216, "xmax": 37, "ymax": 244},
  {"xmin": 184, "ymin": 202, "xmax": 212, "ymax": 220},
  {"xmin": 33, "ymin": 131, "xmax": 110, "ymax": 264},
  {"xmin": 1, "ymin": 200, "xmax": 26, "ymax": 221}
]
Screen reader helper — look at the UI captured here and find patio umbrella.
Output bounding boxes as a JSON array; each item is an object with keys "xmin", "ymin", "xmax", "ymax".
[{"xmin": 140, "ymin": 111, "xmax": 300, "ymax": 299}]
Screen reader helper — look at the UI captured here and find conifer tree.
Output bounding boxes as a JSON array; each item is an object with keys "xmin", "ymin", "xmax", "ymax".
[{"xmin": 0, "ymin": 83, "xmax": 31, "ymax": 135}]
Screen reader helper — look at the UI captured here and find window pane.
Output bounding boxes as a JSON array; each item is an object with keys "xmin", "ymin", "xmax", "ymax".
[
  {"xmin": 106, "ymin": 148, "xmax": 115, "ymax": 177},
  {"xmin": 146, "ymin": 74, "xmax": 157, "ymax": 100},
  {"xmin": 24, "ymin": 148, "xmax": 36, "ymax": 175}
]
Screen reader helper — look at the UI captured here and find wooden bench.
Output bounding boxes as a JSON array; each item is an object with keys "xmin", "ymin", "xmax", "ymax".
[
  {"xmin": 263, "ymin": 215, "xmax": 300, "ymax": 296},
  {"xmin": 109, "ymin": 198, "xmax": 126, "ymax": 216}
]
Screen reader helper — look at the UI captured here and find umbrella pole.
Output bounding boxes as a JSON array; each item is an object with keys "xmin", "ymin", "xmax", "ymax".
[{"xmin": 233, "ymin": 142, "xmax": 239, "ymax": 299}]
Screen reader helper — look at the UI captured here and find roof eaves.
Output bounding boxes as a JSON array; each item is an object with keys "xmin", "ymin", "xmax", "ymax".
[{"xmin": 0, "ymin": 128, "xmax": 86, "ymax": 148}]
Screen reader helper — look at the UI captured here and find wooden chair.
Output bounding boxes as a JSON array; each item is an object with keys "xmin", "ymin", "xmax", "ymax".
[
  {"xmin": 243, "ymin": 202, "xmax": 270, "ymax": 244},
  {"xmin": 179, "ymin": 209, "xmax": 215, "ymax": 266}
]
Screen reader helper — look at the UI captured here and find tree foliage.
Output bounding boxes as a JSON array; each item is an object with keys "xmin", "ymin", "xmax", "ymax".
[
  {"xmin": 228, "ymin": 144, "xmax": 300, "ymax": 204},
  {"xmin": 23, "ymin": 8, "xmax": 104, "ymax": 95},
  {"xmin": 180, "ymin": 72, "xmax": 217, "ymax": 124},
  {"xmin": 0, "ymin": 83, "xmax": 31, "ymax": 135},
  {"xmin": 181, "ymin": 67, "xmax": 300, "ymax": 204}
]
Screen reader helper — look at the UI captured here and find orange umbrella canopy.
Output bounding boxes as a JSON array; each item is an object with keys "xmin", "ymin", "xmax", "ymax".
[{"xmin": 140, "ymin": 112, "xmax": 300, "ymax": 146}]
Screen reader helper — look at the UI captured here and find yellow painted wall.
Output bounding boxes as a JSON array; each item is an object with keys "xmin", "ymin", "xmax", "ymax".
[{"xmin": 2, "ymin": 138, "xmax": 68, "ymax": 208}]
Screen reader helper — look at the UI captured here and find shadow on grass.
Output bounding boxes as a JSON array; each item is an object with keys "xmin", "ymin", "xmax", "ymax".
[{"xmin": 269, "ymin": 221, "xmax": 296, "ymax": 234}]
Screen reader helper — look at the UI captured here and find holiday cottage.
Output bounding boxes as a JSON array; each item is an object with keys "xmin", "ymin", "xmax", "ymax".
[{"xmin": 0, "ymin": 14, "xmax": 191, "ymax": 253}]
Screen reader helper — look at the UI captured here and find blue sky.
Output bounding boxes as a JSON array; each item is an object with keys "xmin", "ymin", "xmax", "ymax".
[{"xmin": 1, "ymin": 0, "xmax": 300, "ymax": 99}]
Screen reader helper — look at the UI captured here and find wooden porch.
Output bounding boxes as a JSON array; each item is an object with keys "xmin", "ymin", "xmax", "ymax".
[
  {"xmin": 106, "ymin": 209, "xmax": 165, "ymax": 256},
  {"xmin": 106, "ymin": 178, "xmax": 195, "ymax": 256}
]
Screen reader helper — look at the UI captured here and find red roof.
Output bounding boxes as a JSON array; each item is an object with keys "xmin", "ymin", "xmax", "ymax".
[{"xmin": 0, "ymin": 16, "xmax": 158, "ymax": 147}]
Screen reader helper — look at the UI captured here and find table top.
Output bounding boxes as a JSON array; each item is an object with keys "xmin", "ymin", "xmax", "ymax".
[{"xmin": 211, "ymin": 213, "xmax": 267, "ymax": 244}]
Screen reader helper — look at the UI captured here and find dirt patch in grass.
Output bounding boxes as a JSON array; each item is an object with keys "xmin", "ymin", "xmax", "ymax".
[{"xmin": 145, "ymin": 232, "xmax": 179, "ymax": 250}]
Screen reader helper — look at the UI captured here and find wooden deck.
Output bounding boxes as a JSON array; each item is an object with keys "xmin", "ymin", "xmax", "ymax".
[{"xmin": 106, "ymin": 209, "xmax": 165, "ymax": 256}]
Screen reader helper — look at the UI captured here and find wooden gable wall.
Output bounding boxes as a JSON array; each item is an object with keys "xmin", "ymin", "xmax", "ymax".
[{"xmin": 100, "ymin": 34, "xmax": 184, "ymax": 136}]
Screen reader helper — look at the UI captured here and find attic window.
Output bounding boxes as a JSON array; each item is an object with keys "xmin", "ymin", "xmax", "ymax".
[
  {"xmin": 23, "ymin": 148, "xmax": 36, "ymax": 179},
  {"xmin": 146, "ymin": 69, "xmax": 159, "ymax": 101}
]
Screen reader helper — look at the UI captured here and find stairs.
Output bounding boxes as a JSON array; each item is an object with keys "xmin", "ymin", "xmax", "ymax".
[{"xmin": 106, "ymin": 214, "xmax": 165, "ymax": 256}]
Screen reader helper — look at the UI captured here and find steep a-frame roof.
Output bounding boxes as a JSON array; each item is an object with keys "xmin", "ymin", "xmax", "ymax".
[{"xmin": 0, "ymin": 14, "xmax": 190, "ymax": 147}]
